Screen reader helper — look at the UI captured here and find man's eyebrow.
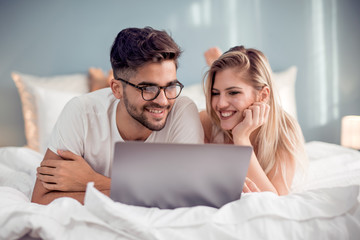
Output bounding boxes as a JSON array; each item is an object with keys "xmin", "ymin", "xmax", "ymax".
[{"xmin": 137, "ymin": 79, "xmax": 179, "ymax": 86}]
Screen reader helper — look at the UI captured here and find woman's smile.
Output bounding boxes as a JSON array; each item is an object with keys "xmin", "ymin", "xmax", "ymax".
[{"xmin": 219, "ymin": 110, "xmax": 236, "ymax": 119}]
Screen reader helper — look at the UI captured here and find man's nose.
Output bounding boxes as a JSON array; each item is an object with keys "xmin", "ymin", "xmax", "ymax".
[{"xmin": 152, "ymin": 89, "xmax": 169, "ymax": 106}]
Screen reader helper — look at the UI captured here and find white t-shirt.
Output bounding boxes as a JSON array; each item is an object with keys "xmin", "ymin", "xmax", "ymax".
[{"xmin": 48, "ymin": 88, "xmax": 204, "ymax": 177}]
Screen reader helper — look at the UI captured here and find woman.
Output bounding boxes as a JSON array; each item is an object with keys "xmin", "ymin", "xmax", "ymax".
[{"xmin": 200, "ymin": 46, "xmax": 307, "ymax": 195}]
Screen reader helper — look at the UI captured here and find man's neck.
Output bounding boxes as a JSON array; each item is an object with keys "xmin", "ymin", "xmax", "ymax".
[{"xmin": 116, "ymin": 102, "xmax": 152, "ymax": 141}]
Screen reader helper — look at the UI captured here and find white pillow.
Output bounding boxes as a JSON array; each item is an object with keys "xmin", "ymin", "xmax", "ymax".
[
  {"xmin": 272, "ymin": 66, "xmax": 298, "ymax": 119},
  {"xmin": 12, "ymin": 72, "xmax": 89, "ymax": 153},
  {"xmin": 34, "ymin": 87, "xmax": 84, "ymax": 154},
  {"xmin": 181, "ymin": 83, "xmax": 206, "ymax": 111},
  {"xmin": 181, "ymin": 66, "xmax": 298, "ymax": 119}
]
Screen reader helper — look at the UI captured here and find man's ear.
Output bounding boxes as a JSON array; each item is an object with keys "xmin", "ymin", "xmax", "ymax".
[
  {"xmin": 110, "ymin": 78, "xmax": 123, "ymax": 99},
  {"xmin": 259, "ymin": 86, "xmax": 270, "ymax": 102}
]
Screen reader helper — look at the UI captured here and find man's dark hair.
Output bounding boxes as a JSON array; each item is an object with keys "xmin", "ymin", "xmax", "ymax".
[{"xmin": 110, "ymin": 27, "xmax": 182, "ymax": 79}]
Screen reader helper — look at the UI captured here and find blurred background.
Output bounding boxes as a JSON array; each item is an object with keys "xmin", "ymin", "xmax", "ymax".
[{"xmin": 1, "ymin": 0, "xmax": 359, "ymax": 147}]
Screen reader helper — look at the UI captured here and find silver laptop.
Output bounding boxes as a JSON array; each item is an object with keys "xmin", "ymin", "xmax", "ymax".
[{"xmin": 110, "ymin": 141, "xmax": 252, "ymax": 209}]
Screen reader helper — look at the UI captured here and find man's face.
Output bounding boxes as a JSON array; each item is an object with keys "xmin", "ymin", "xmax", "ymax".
[{"xmin": 122, "ymin": 60, "xmax": 177, "ymax": 131}]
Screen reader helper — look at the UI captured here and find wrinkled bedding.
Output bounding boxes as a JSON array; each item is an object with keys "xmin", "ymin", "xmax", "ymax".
[{"xmin": 0, "ymin": 141, "xmax": 359, "ymax": 240}]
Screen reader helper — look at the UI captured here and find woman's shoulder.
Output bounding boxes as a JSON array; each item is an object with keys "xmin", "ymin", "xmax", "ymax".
[
  {"xmin": 199, "ymin": 111, "xmax": 226, "ymax": 143},
  {"xmin": 199, "ymin": 111, "xmax": 212, "ymax": 143},
  {"xmin": 199, "ymin": 110, "xmax": 209, "ymax": 124}
]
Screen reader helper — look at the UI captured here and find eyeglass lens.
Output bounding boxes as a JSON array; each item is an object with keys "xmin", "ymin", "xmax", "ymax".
[{"xmin": 142, "ymin": 84, "xmax": 182, "ymax": 100}]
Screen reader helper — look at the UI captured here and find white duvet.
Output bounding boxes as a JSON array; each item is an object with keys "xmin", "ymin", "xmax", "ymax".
[{"xmin": 0, "ymin": 141, "xmax": 359, "ymax": 240}]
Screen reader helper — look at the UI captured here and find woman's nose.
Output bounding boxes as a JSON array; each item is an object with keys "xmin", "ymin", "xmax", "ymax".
[{"xmin": 216, "ymin": 94, "xmax": 229, "ymax": 109}]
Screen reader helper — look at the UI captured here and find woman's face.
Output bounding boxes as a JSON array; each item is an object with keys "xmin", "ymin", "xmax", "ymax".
[{"xmin": 211, "ymin": 68, "xmax": 258, "ymax": 131}]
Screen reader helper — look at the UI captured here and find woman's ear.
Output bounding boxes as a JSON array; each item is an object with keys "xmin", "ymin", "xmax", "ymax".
[
  {"xmin": 110, "ymin": 78, "xmax": 123, "ymax": 99},
  {"xmin": 259, "ymin": 86, "xmax": 270, "ymax": 102}
]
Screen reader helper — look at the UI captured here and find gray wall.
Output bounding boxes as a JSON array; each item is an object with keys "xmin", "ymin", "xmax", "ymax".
[{"xmin": 1, "ymin": 0, "xmax": 359, "ymax": 147}]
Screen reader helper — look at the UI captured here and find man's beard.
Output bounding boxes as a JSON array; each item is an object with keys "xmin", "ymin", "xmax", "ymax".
[{"xmin": 123, "ymin": 92, "xmax": 171, "ymax": 131}]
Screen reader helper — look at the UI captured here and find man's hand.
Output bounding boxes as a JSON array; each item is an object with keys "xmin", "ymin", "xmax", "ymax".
[{"xmin": 37, "ymin": 150, "xmax": 99, "ymax": 192}]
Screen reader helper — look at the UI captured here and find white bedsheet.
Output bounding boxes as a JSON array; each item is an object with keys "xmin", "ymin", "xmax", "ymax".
[{"xmin": 0, "ymin": 142, "xmax": 359, "ymax": 240}]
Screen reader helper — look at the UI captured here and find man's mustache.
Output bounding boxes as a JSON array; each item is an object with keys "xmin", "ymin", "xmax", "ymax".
[{"xmin": 144, "ymin": 103, "xmax": 171, "ymax": 110}]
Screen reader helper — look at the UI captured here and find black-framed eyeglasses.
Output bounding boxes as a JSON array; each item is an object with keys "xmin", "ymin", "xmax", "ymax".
[{"xmin": 116, "ymin": 77, "xmax": 184, "ymax": 101}]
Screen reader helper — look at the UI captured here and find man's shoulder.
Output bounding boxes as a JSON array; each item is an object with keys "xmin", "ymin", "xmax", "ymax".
[
  {"xmin": 73, "ymin": 88, "xmax": 117, "ymax": 113},
  {"xmin": 81, "ymin": 87, "xmax": 114, "ymax": 100},
  {"xmin": 173, "ymin": 95, "xmax": 195, "ymax": 108},
  {"xmin": 169, "ymin": 96, "xmax": 199, "ymax": 119}
]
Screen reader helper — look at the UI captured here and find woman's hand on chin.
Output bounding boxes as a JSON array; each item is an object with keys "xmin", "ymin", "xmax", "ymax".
[{"xmin": 232, "ymin": 102, "xmax": 270, "ymax": 145}]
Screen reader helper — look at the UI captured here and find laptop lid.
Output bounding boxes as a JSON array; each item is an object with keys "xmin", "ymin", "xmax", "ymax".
[{"xmin": 110, "ymin": 141, "xmax": 252, "ymax": 209}]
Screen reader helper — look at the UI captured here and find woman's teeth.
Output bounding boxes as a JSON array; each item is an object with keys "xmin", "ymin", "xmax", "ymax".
[{"xmin": 221, "ymin": 111, "xmax": 234, "ymax": 117}]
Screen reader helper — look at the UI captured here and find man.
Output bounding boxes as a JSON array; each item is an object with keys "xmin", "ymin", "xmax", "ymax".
[{"xmin": 32, "ymin": 27, "xmax": 204, "ymax": 204}]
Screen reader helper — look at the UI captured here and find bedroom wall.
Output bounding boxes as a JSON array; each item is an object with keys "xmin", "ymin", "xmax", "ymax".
[{"xmin": 0, "ymin": 0, "xmax": 359, "ymax": 147}]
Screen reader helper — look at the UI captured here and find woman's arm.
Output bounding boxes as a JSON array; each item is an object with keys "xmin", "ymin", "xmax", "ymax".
[
  {"xmin": 266, "ymin": 151, "xmax": 296, "ymax": 195},
  {"xmin": 200, "ymin": 108, "xmax": 293, "ymax": 195},
  {"xmin": 234, "ymin": 139, "xmax": 279, "ymax": 195},
  {"xmin": 232, "ymin": 102, "xmax": 279, "ymax": 195},
  {"xmin": 241, "ymin": 149, "xmax": 295, "ymax": 195},
  {"xmin": 232, "ymin": 103, "xmax": 296, "ymax": 195}
]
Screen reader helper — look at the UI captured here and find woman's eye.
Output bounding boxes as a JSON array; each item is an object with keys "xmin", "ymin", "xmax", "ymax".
[
  {"xmin": 211, "ymin": 92, "xmax": 219, "ymax": 96},
  {"xmin": 229, "ymin": 91, "xmax": 241, "ymax": 95}
]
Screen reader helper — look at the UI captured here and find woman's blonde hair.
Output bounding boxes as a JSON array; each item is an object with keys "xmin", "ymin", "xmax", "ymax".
[{"xmin": 203, "ymin": 46, "xmax": 307, "ymax": 190}]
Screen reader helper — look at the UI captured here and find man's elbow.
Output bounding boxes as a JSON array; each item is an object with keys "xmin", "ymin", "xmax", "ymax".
[
  {"xmin": 31, "ymin": 179, "xmax": 52, "ymax": 204},
  {"xmin": 31, "ymin": 191, "xmax": 53, "ymax": 205},
  {"xmin": 32, "ymin": 190, "xmax": 85, "ymax": 205}
]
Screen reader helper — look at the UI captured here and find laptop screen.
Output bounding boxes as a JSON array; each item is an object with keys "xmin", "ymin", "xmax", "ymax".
[{"xmin": 110, "ymin": 142, "xmax": 252, "ymax": 209}]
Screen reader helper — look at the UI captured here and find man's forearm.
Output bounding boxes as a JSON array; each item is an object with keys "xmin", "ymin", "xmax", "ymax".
[
  {"xmin": 93, "ymin": 174, "xmax": 111, "ymax": 192},
  {"xmin": 32, "ymin": 188, "xmax": 110, "ymax": 205},
  {"xmin": 32, "ymin": 149, "xmax": 112, "ymax": 205},
  {"xmin": 37, "ymin": 191, "xmax": 87, "ymax": 205},
  {"xmin": 31, "ymin": 178, "xmax": 110, "ymax": 205}
]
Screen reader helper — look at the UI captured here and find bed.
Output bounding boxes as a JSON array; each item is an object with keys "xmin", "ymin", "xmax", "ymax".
[
  {"xmin": 1, "ymin": 141, "xmax": 359, "ymax": 239},
  {"xmin": 1, "ymin": 69, "xmax": 359, "ymax": 239}
]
